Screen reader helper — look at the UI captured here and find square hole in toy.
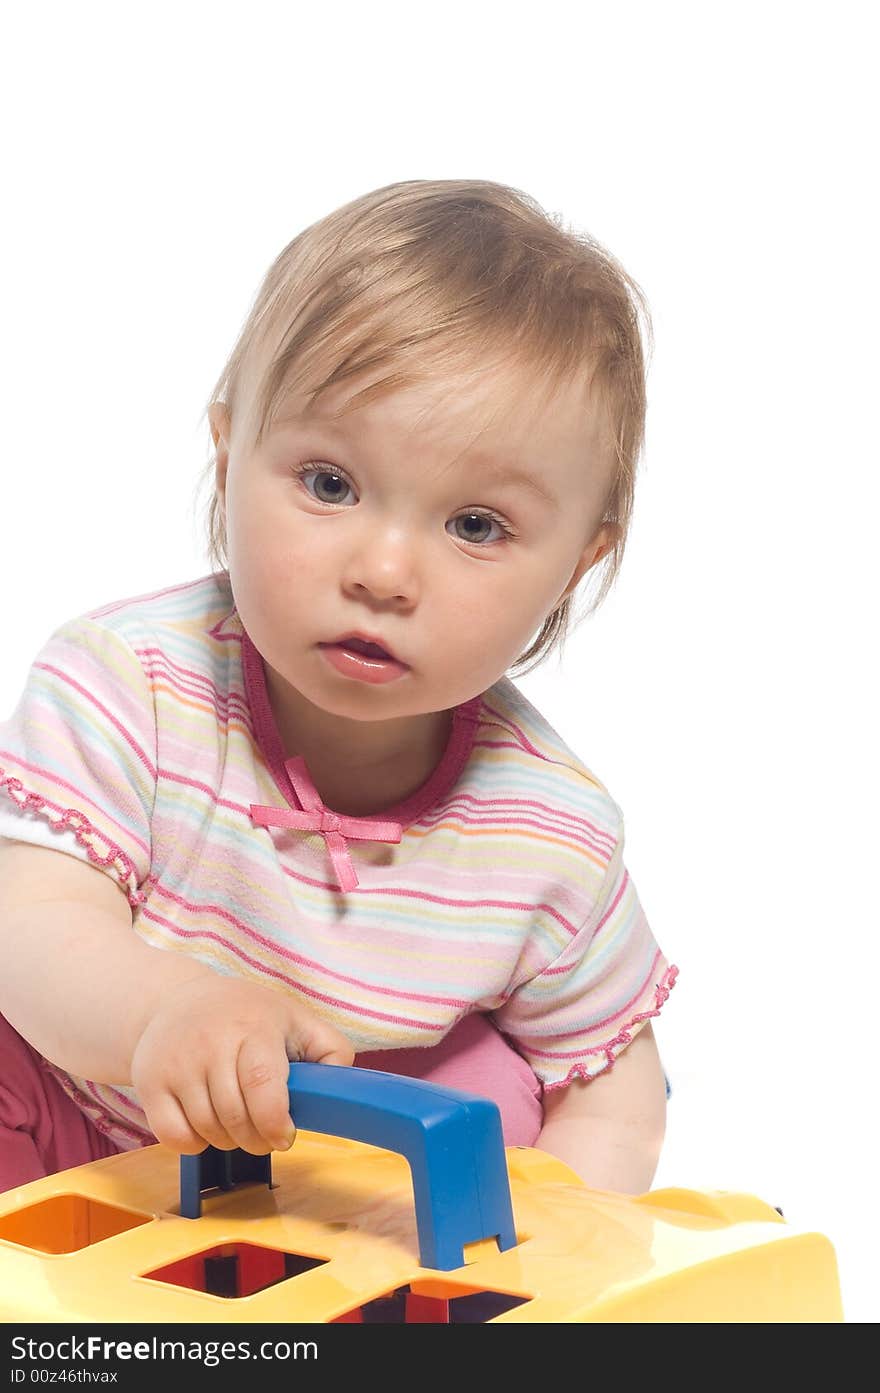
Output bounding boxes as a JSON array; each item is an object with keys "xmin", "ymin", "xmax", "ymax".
[
  {"xmin": 0, "ymin": 1195, "xmax": 151, "ymax": 1254},
  {"xmin": 143, "ymin": 1242, "xmax": 326, "ymax": 1298},
  {"xmin": 333, "ymin": 1284, "xmax": 530, "ymax": 1322}
]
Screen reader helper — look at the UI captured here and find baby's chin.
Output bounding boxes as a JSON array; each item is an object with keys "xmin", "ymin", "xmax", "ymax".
[{"xmin": 273, "ymin": 661, "xmax": 422, "ymax": 722}]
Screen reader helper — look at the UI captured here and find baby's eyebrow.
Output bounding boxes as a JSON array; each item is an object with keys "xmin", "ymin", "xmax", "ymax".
[
  {"xmin": 272, "ymin": 413, "xmax": 557, "ymax": 507},
  {"xmin": 465, "ymin": 458, "xmax": 558, "ymax": 507}
]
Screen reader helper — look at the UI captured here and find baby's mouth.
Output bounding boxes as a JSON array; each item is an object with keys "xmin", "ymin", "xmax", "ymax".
[
  {"xmin": 319, "ymin": 633, "xmax": 405, "ymax": 665},
  {"xmin": 316, "ymin": 635, "xmax": 412, "ymax": 681},
  {"xmin": 334, "ymin": 638, "xmax": 392, "ymax": 660}
]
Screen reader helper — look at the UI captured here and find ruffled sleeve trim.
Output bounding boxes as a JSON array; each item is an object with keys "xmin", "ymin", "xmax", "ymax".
[
  {"xmin": 542, "ymin": 963, "xmax": 679, "ymax": 1093},
  {"xmin": 0, "ymin": 766, "xmax": 153, "ymax": 909}
]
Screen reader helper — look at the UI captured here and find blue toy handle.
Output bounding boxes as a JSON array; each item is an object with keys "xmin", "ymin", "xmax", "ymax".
[
  {"xmin": 286, "ymin": 1063, "xmax": 516, "ymax": 1269},
  {"xmin": 180, "ymin": 1063, "xmax": 517, "ymax": 1271}
]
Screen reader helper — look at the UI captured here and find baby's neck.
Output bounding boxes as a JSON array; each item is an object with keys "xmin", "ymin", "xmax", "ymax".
[
  {"xmin": 270, "ymin": 679, "xmax": 453, "ymax": 813},
  {"xmin": 279, "ymin": 710, "xmax": 454, "ymax": 817},
  {"xmin": 306, "ymin": 775, "xmax": 416, "ymax": 817}
]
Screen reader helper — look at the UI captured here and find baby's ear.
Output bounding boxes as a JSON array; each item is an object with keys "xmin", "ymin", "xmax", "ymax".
[
  {"xmin": 209, "ymin": 404, "xmax": 232, "ymax": 506},
  {"xmin": 588, "ymin": 521, "xmax": 620, "ymax": 568},
  {"xmin": 560, "ymin": 523, "xmax": 619, "ymax": 600},
  {"xmin": 208, "ymin": 402, "xmax": 231, "ymax": 451}
]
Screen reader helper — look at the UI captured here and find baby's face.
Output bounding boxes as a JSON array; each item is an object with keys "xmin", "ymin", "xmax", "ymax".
[{"xmin": 212, "ymin": 364, "xmax": 615, "ymax": 724}]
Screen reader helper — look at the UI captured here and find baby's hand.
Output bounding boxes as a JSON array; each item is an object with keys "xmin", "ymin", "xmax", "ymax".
[{"xmin": 130, "ymin": 972, "xmax": 354, "ymax": 1155}]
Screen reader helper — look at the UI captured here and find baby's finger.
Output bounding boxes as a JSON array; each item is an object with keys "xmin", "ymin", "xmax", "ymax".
[
  {"xmin": 285, "ymin": 1015, "xmax": 355, "ymax": 1068},
  {"xmin": 206, "ymin": 1062, "xmax": 273, "ymax": 1156},
  {"xmin": 174, "ymin": 1081, "xmax": 241, "ymax": 1152},
  {"xmin": 141, "ymin": 1089, "xmax": 211, "ymax": 1156},
  {"xmin": 236, "ymin": 1036, "xmax": 296, "ymax": 1151}
]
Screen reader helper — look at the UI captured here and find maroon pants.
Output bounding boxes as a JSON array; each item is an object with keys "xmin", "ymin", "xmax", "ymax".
[{"xmin": 0, "ymin": 1012, "xmax": 543, "ymax": 1194}]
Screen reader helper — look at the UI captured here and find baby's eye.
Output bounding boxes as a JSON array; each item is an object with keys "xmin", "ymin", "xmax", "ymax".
[
  {"xmin": 447, "ymin": 513, "xmax": 510, "ymax": 545},
  {"xmin": 296, "ymin": 465, "xmax": 356, "ymax": 506},
  {"xmin": 293, "ymin": 463, "xmax": 514, "ymax": 546}
]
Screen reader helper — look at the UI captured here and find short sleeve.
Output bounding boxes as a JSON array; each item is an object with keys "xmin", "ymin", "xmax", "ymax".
[
  {"xmin": 0, "ymin": 616, "xmax": 157, "ymax": 906},
  {"xmin": 493, "ymin": 826, "xmax": 678, "ymax": 1092}
]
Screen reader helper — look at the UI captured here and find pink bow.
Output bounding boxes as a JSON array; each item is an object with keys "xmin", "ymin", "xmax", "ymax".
[{"xmin": 249, "ymin": 754, "xmax": 402, "ymax": 892}]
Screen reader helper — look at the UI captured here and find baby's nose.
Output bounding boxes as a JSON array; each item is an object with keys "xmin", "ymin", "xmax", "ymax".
[{"xmin": 342, "ymin": 530, "xmax": 421, "ymax": 604}]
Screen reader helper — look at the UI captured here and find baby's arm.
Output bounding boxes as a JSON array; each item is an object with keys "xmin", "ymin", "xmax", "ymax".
[
  {"xmin": 535, "ymin": 1022, "xmax": 667, "ymax": 1193},
  {"xmin": 0, "ymin": 840, "xmax": 353, "ymax": 1155}
]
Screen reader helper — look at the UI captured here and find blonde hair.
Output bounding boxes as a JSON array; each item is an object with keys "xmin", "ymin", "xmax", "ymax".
[{"xmin": 197, "ymin": 178, "xmax": 652, "ymax": 675}]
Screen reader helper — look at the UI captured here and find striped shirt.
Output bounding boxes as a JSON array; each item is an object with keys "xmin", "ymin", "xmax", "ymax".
[{"xmin": 0, "ymin": 572, "xmax": 677, "ymax": 1148}]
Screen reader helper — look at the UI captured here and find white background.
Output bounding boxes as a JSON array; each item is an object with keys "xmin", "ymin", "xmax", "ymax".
[{"xmin": 1, "ymin": 2, "xmax": 876, "ymax": 1322}]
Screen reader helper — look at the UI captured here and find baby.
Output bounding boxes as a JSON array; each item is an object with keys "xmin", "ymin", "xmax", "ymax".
[{"xmin": 0, "ymin": 179, "xmax": 677, "ymax": 1195}]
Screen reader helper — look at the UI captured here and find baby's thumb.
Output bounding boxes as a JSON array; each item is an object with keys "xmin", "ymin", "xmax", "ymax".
[{"xmin": 287, "ymin": 1015, "xmax": 355, "ymax": 1068}]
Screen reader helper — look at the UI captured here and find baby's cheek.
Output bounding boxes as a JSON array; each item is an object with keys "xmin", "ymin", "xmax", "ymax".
[
  {"xmin": 442, "ymin": 586, "xmax": 533, "ymax": 673},
  {"xmin": 243, "ymin": 518, "xmax": 312, "ymax": 584}
]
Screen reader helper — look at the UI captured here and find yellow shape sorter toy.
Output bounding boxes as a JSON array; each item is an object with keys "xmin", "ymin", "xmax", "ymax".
[{"xmin": 0, "ymin": 1064, "xmax": 844, "ymax": 1323}]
